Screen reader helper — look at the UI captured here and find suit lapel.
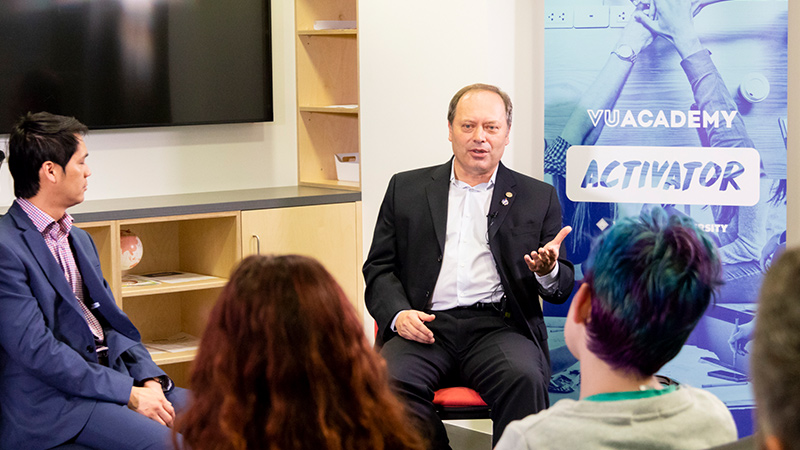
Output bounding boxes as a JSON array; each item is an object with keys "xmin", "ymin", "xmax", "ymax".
[
  {"xmin": 70, "ymin": 233, "xmax": 137, "ymax": 337},
  {"xmin": 425, "ymin": 161, "xmax": 452, "ymax": 253},
  {"xmin": 10, "ymin": 204, "xmax": 84, "ymax": 319},
  {"xmin": 488, "ymin": 162, "xmax": 517, "ymax": 240}
]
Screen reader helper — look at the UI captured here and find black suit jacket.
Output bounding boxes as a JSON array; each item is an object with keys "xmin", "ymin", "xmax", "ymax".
[{"xmin": 364, "ymin": 160, "xmax": 574, "ymax": 356}]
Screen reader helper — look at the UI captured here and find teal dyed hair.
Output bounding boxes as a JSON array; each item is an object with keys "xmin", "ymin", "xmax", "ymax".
[{"xmin": 582, "ymin": 207, "xmax": 722, "ymax": 378}]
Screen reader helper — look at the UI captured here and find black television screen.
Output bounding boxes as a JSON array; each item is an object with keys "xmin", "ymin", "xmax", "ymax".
[{"xmin": 0, "ymin": 0, "xmax": 273, "ymax": 133}]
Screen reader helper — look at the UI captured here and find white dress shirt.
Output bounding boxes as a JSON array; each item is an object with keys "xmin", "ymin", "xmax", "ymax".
[{"xmin": 430, "ymin": 166, "xmax": 503, "ymax": 310}]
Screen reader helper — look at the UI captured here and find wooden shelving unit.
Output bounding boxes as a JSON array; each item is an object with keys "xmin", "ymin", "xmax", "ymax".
[
  {"xmin": 75, "ymin": 211, "xmax": 241, "ymax": 385},
  {"xmin": 66, "ymin": 187, "xmax": 364, "ymax": 387},
  {"xmin": 295, "ymin": 0, "xmax": 360, "ymax": 190}
]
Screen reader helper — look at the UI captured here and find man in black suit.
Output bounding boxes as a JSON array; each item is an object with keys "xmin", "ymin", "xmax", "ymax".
[{"xmin": 363, "ymin": 83, "xmax": 574, "ymax": 449}]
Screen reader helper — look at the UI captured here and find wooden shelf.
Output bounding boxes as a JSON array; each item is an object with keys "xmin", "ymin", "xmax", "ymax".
[
  {"xmin": 299, "ymin": 105, "xmax": 359, "ymax": 114},
  {"xmin": 121, "ymin": 276, "xmax": 229, "ymax": 298},
  {"xmin": 150, "ymin": 350, "xmax": 197, "ymax": 366},
  {"xmin": 299, "ymin": 179, "xmax": 360, "ymax": 191},
  {"xmin": 298, "ymin": 29, "xmax": 357, "ymax": 36}
]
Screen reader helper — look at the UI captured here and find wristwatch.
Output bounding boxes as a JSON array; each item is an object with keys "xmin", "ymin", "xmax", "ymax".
[
  {"xmin": 143, "ymin": 375, "xmax": 174, "ymax": 393},
  {"xmin": 611, "ymin": 44, "xmax": 637, "ymax": 63}
]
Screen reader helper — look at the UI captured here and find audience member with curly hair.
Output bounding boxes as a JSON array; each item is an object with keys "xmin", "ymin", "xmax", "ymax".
[{"xmin": 177, "ymin": 254, "xmax": 426, "ymax": 450}]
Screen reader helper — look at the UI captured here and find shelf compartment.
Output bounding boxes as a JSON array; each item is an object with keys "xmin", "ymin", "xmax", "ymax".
[
  {"xmin": 295, "ymin": 0, "xmax": 356, "ymax": 32},
  {"xmin": 125, "ymin": 288, "xmax": 220, "ymax": 361},
  {"xmin": 298, "ymin": 111, "xmax": 359, "ymax": 187},
  {"xmin": 118, "ymin": 212, "xmax": 241, "ymax": 289},
  {"xmin": 296, "ymin": 34, "xmax": 358, "ymax": 106}
]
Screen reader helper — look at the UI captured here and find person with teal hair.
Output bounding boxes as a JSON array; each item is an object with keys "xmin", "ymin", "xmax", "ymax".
[{"xmin": 496, "ymin": 207, "xmax": 737, "ymax": 450}]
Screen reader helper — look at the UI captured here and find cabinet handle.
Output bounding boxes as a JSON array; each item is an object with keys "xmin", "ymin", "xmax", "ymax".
[{"xmin": 252, "ymin": 234, "xmax": 261, "ymax": 254}]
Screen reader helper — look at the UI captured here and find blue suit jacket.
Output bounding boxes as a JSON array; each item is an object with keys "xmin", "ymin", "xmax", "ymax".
[{"xmin": 0, "ymin": 202, "xmax": 166, "ymax": 449}]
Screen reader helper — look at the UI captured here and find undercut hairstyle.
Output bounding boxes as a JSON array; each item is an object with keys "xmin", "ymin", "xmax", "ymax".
[
  {"xmin": 751, "ymin": 248, "xmax": 800, "ymax": 449},
  {"xmin": 447, "ymin": 83, "xmax": 513, "ymax": 128},
  {"xmin": 177, "ymin": 255, "xmax": 426, "ymax": 450},
  {"xmin": 582, "ymin": 207, "xmax": 722, "ymax": 378},
  {"xmin": 8, "ymin": 111, "xmax": 87, "ymax": 199}
]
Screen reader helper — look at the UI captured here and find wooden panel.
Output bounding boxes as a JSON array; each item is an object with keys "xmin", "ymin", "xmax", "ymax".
[
  {"xmin": 181, "ymin": 288, "xmax": 221, "ymax": 339},
  {"xmin": 354, "ymin": 201, "xmax": 364, "ymax": 318},
  {"xmin": 75, "ymin": 220, "xmax": 122, "ymax": 305},
  {"xmin": 296, "ymin": 35, "xmax": 358, "ymax": 106},
  {"xmin": 298, "ymin": 29, "xmax": 357, "ymax": 37},
  {"xmin": 241, "ymin": 203, "xmax": 361, "ymax": 312},
  {"xmin": 299, "ymin": 105, "xmax": 358, "ymax": 114}
]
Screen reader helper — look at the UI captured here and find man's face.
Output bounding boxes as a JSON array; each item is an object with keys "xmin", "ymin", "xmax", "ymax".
[
  {"xmin": 448, "ymin": 90, "xmax": 509, "ymax": 185},
  {"xmin": 55, "ymin": 136, "xmax": 91, "ymax": 208}
]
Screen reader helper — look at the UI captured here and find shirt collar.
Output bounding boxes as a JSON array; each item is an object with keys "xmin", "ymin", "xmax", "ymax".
[
  {"xmin": 449, "ymin": 162, "xmax": 499, "ymax": 190},
  {"xmin": 16, "ymin": 198, "xmax": 74, "ymax": 236}
]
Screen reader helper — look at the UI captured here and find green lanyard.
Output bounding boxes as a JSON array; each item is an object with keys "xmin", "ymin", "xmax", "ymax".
[{"xmin": 585, "ymin": 385, "xmax": 677, "ymax": 402}]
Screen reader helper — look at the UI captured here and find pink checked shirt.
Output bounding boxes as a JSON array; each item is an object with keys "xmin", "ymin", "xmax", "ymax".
[{"xmin": 17, "ymin": 198, "xmax": 106, "ymax": 348}]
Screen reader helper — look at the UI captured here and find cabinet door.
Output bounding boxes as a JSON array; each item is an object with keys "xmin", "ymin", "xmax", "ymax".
[{"xmin": 241, "ymin": 202, "xmax": 362, "ymax": 315}]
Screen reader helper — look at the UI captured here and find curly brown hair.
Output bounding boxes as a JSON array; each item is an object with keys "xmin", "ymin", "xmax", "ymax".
[{"xmin": 176, "ymin": 254, "xmax": 426, "ymax": 450}]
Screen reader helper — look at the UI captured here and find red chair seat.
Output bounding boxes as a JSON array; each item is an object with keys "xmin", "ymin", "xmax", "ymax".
[
  {"xmin": 433, "ymin": 387, "xmax": 488, "ymax": 407},
  {"xmin": 433, "ymin": 387, "xmax": 491, "ymax": 420}
]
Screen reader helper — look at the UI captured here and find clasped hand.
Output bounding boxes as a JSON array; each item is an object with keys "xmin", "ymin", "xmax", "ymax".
[{"xmin": 128, "ymin": 380, "xmax": 175, "ymax": 427}]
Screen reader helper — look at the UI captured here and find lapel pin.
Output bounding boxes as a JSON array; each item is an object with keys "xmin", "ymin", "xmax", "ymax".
[
  {"xmin": 506, "ymin": 192, "xmax": 513, "ymax": 198},
  {"xmin": 501, "ymin": 198, "xmax": 509, "ymax": 206}
]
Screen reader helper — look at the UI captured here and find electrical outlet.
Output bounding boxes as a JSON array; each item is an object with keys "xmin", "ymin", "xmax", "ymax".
[
  {"xmin": 610, "ymin": 5, "xmax": 635, "ymax": 28},
  {"xmin": 574, "ymin": 6, "xmax": 610, "ymax": 29},
  {"xmin": 544, "ymin": 8, "xmax": 573, "ymax": 29}
]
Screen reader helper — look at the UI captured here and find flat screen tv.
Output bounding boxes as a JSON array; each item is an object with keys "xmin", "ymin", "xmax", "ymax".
[{"xmin": 0, "ymin": 0, "xmax": 273, "ymax": 133}]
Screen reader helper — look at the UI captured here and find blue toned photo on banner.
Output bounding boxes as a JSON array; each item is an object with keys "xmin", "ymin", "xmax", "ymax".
[{"xmin": 543, "ymin": 0, "xmax": 787, "ymax": 437}]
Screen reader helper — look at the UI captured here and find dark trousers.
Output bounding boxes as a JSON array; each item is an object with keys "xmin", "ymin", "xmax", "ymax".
[
  {"xmin": 66, "ymin": 387, "xmax": 189, "ymax": 450},
  {"xmin": 380, "ymin": 308, "xmax": 549, "ymax": 450}
]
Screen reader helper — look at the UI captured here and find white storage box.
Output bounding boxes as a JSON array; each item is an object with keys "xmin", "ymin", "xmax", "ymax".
[{"xmin": 334, "ymin": 153, "xmax": 360, "ymax": 183}]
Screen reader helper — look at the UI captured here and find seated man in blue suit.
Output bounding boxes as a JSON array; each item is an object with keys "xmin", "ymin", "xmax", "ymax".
[{"xmin": 0, "ymin": 112, "xmax": 187, "ymax": 450}]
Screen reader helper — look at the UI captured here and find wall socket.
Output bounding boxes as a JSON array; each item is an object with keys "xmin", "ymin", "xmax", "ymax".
[
  {"xmin": 544, "ymin": 8, "xmax": 573, "ymax": 29},
  {"xmin": 610, "ymin": 5, "xmax": 635, "ymax": 28}
]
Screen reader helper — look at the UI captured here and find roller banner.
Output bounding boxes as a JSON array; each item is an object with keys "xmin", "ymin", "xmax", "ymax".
[{"xmin": 543, "ymin": 0, "xmax": 787, "ymax": 437}]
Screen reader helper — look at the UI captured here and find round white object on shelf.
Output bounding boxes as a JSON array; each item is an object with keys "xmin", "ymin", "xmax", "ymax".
[{"xmin": 120, "ymin": 229, "xmax": 143, "ymax": 271}]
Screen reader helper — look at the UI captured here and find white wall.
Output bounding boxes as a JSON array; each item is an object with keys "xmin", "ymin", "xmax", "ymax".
[
  {"xmin": 359, "ymin": 0, "xmax": 540, "ymax": 260},
  {"xmin": 0, "ymin": 0, "xmax": 298, "ymax": 205}
]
